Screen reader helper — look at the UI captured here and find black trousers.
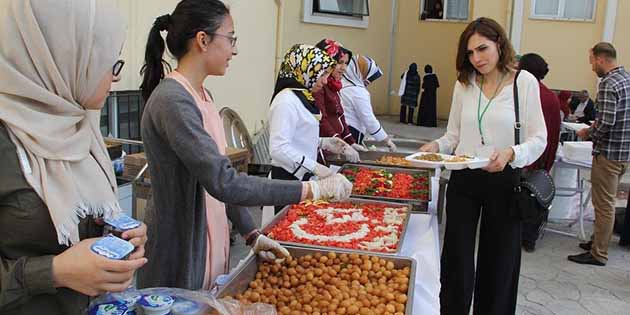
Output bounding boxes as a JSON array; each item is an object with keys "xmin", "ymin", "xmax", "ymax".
[
  {"xmin": 522, "ymin": 212, "xmax": 548, "ymax": 246},
  {"xmin": 440, "ymin": 168, "xmax": 521, "ymax": 315},
  {"xmin": 349, "ymin": 126, "xmax": 365, "ymax": 145},
  {"xmin": 270, "ymin": 166, "xmax": 311, "ymax": 214}
]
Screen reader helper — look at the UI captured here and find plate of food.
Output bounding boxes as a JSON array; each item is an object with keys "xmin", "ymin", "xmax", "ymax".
[{"xmin": 405, "ymin": 152, "xmax": 489, "ymax": 170}]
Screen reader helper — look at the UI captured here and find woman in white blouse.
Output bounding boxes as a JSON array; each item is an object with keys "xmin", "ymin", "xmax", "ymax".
[
  {"xmin": 269, "ymin": 44, "xmax": 358, "ymax": 212},
  {"xmin": 340, "ymin": 54, "xmax": 397, "ymax": 151},
  {"xmin": 420, "ymin": 17, "xmax": 546, "ymax": 315}
]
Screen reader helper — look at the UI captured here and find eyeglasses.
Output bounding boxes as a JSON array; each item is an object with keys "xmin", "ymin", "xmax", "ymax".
[
  {"xmin": 206, "ymin": 32, "xmax": 238, "ymax": 47},
  {"xmin": 113, "ymin": 60, "xmax": 125, "ymax": 77}
]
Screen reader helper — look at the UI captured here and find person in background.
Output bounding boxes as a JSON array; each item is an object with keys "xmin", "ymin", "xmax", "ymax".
[
  {"xmin": 269, "ymin": 44, "xmax": 358, "ymax": 213},
  {"xmin": 138, "ymin": 0, "xmax": 352, "ymax": 290},
  {"xmin": 313, "ymin": 39, "xmax": 366, "ymax": 155},
  {"xmin": 518, "ymin": 53, "xmax": 561, "ymax": 252},
  {"xmin": 399, "ymin": 63, "xmax": 421, "ymax": 124},
  {"xmin": 558, "ymin": 90, "xmax": 572, "ymax": 121},
  {"xmin": 420, "ymin": 17, "xmax": 546, "ymax": 314},
  {"xmin": 428, "ymin": 0, "xmax": 444, "ymax": 19},
  {"xmin": 513, "ymin": 54, "xmax": 522, "ymax": 69},
  {"xmin": 569, "ymin": 89, "xmax": 596, "ymax": 124},
  {"xmin": 340, "ymin": 54, "xmax": 397, "ymax": 151},
  {"xmin": 0, "ymin": 0, "xmax": 148, "ymax": 313},
  {"xmin": 417, "ymin": 64, "xmax": 440, "ymax": 127},
  {"xmin": 571, "ymin": 42, "xmax": 630, "ymax": 266}
]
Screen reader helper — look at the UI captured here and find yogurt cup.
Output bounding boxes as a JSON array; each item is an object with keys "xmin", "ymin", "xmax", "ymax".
[
  {"xmin": 118, "ymin": 294, "xmax": 142, "ymax": 313},
  {"xmin": 88, "ymin": 302, "xmax": 128, "ymax": 315},
  {"xmin": 104, "ymin": 214, "xmax": 141, "ymax": 237},
  {"xmin": 171, "ymin": 297, "xmax": 209, "ymax": 315},
  {"xmin": 90, "ymin": 235, "xmax": 135, "ymax": 260},
  {"xmin": 138, "ymin": 294, "xmax": 175, "ymax": 315}
]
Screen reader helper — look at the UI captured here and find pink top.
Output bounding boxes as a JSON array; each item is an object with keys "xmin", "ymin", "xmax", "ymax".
[{"xmin": 167, "ymin": 71, "xmax": 230, "ymax": 290}]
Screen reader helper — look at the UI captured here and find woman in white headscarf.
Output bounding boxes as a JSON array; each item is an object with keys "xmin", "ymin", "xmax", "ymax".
[
  {"xmin": 340, "ymin": 54, "xmax": 397, "ymax": 151},
  {"xmin": 0, "ymin": 0, "xmax": 147, "ymax": 313}
]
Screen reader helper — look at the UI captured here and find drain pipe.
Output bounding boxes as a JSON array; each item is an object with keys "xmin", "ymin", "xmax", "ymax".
[
  {"xmin": 385, "ymin": 0, "xmax": 399, "ymax": 115},
  {"xmin": 274, "ymin": 0, "xmax": 285, "ymax": 75}
]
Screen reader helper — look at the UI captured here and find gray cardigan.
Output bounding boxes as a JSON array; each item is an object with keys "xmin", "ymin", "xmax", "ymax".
[{"xmin": 137, "ymin": 79, "xmax": 302, "ymax": 290}]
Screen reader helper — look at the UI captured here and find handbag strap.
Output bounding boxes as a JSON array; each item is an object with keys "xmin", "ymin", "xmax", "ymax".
[
  {"xmin": 513, "ymin": 70, "xmax": 522, "ymax": 145},
  {"xmin": 512, "ymin": 70, "xmax": 523, "ymax": 190}
]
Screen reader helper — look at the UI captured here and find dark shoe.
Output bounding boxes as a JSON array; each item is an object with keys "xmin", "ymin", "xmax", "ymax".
[
  {"xmin": 522, "ymin": 241, "xmax": 536, "ymax": 253},
  {"xmin": 579, "ymin": 241, "xmax": 592, "ymax": 251},
  {"xmin": 619, "ymin": 239, "xmax": 630, "ymax": 247},
  {"xmin": 567, "ymin": 252, "xmax": 605, "ymax": 266}
]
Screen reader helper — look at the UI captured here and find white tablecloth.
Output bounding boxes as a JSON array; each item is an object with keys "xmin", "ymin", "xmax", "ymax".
[{"xmin": 401, "ymin": 213, "xmax": 441, "ymax": 315}]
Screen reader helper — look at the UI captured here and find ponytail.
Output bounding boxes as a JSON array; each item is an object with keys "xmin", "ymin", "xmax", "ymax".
[
  {"xmin": 140, "ymin": 14, "xmax": 172, "ymax": 101},
  {"xmin": 140, "ymin": 0, "xmax": 229, "ymax": 101}
]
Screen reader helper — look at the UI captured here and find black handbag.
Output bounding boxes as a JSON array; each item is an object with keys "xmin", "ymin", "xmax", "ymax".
[{"xmin": 511, "ymin": 70, "xmax": 556, "ymax": 221}]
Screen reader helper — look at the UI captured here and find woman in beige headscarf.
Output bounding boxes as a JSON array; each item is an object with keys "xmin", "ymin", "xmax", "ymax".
[{"xmin": 0, "ymin": 0, "xmax": 148, "ymax": 314}]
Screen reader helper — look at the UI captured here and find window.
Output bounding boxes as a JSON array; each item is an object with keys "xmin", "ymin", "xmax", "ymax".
[
  {"xmin": 313, "ymin": 0, "xmax": 369, "ymax": 17},
  {"xmin": 101, "ymin": 90, "xmax": 145, "ymax": 154},
  {"xmin": 303, "ymin": 0, "xmax": 369, "ymax": 29},
  {"xmin": 420, "ymin": 0, "xmax": 470, "ymax": 21},
  {"xmin": 531, "ymin": 0, "xmax": 596, "ymax": 21}
]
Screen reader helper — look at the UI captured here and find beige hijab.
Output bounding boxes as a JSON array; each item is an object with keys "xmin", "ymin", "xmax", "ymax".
[{"xmin": 0, "ymin": 0, "xmax": 127, "ymax": 245}]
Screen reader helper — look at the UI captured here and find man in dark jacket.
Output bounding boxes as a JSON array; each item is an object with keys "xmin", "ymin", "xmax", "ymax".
[{"xmin": 569, "ymin": 90, "xmax": 596, "ymax": 124}]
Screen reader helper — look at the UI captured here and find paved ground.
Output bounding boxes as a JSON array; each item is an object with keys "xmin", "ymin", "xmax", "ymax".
[{"xmin": 229, "ymin": 115, "xmax": 630, "ymax": 314}]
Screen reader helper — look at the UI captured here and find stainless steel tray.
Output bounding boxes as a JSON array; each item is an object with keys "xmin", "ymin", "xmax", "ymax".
[
  {"xmin": 262, "ymin": 198, "xmax": 411, "ymax": 255},
  {"xmin": 327, "ymin": 151, "xmax": 434, "ymax": 170},
  {"xmin": 217, "ymin": 246, "xmax": 417, "ymax": 315},
  {"xmin": 339, "ymin": 163, "xmax": 431, "ymax": 211}
]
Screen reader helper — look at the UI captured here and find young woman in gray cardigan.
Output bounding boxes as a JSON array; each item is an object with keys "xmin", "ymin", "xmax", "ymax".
[{"xmin": 137, "ymin": 0, "xmax": 352, "ymax": 290}]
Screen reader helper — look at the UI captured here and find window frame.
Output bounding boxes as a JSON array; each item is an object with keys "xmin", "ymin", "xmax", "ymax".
[
  {"xmin": 312, "ymin": 0, "xmax": 370, "ymax": 17},
  {"xmin": 529, "ymin": 0, "xmax": 597, "ymax": 22},
  {"xmin": 419, "ymin": 0, "xmax": 471, "ymax": 23},
  {"xmin": 303, "ymin": 0, "xmax": 370, "ymax": 29}
]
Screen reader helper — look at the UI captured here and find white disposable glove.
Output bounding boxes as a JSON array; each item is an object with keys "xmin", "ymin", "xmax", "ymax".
[
  {"xmin": 385, "ymin": 138, "xmax": 397, "ymax": 152},
  {"xmin": 351, "ymin": 143, "xmax": 368, "ymax": 152},
  {"xmin": 310, "ymin": 174, "xmax": 353, "ymax": 201},
  {"xmin": 320, "ymin": 137, "xmax": 348, "ymax": 154},
  {"xmin": 252, "ymin": 234, "xmax": 291, "ymax": 261},
  {"xmin": 313, "ymin": 163, "xmax": 335, "ymax": 179},
  {"xmin": 320, "ymin": 137, "xmax": 360, "ymax": 162}
]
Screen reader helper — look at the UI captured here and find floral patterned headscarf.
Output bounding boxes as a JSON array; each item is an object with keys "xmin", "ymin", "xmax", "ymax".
[
  {"xmin": 315, "ymin": 39, "xmax": 352, "ymax": 92},
  {"xmin": 315, "ymin": 38, "xmax": 352, "ymax": 63},
  {"xmin": 273, "ymin": 44, "xmax": 336, "ymax": 99}
]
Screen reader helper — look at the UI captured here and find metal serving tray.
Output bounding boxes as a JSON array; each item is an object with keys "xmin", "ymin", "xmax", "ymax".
[
  {"xmin": 327, "ymin": 151, "xmax": 434, "ymax": 171},
  {"xmin": 217, "ymin": 246, "xmax": 417, "ymax": 315},
  {"xmin": 339, "ymin": 163, "xmax": 431, "ymax": 211},
  {"xmin": 262, "ymin": 198, "xmax": 411, "ymax": 255}
]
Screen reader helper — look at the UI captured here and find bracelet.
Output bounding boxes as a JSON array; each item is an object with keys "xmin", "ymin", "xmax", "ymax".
[{"xmin": 245, "ymin": 230, "xmax": 262, "ymax": 246}]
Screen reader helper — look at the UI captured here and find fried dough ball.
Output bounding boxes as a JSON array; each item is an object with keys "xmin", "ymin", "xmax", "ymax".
[{"xmin": 234, "ymin": 252, "xmax": 411, "ymax": 314}]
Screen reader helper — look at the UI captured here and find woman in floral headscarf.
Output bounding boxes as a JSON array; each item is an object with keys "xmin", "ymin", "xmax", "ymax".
[
  {"xmin": 313, "ymin": 39, "xmax": 365, "ymax": 157},
  {"xmin": 269, "ymin": 44, "xmax": 359, "ymax": 212}
]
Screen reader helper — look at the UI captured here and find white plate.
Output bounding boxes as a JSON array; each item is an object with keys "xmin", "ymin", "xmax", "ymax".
[{"xmin": 405, "ymin": 152, "xmax": 490, "ymax": 170}]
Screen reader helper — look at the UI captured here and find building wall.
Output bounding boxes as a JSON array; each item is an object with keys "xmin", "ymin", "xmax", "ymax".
[
  {"xmin": 278, "ymin": 0, "xmax": 395, "ymax": 115},
  {"xmin": 391, "ymin": 0, "xmax": 466, "ymax": 119},
  {"xmin": 613, "ymin": 0, "xmax": 630, "ymax": 68},
  {"xmin": 109, "ymin": 0, "xmax": 629, "ymax": 132},
  {"xmin": 472, "ymin": 0, "xmax": 511, "ymax": 29},
  {"xmin": 390, "ymin": 0, "xmax": 515, "ymax": 120},
  {"xmin": 518, "ymin": 0, "xmax": 607, "ymax": 95},
  {"xmin": 110, "ymin": 0, "xmax": 278, "ymax": 133}
]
